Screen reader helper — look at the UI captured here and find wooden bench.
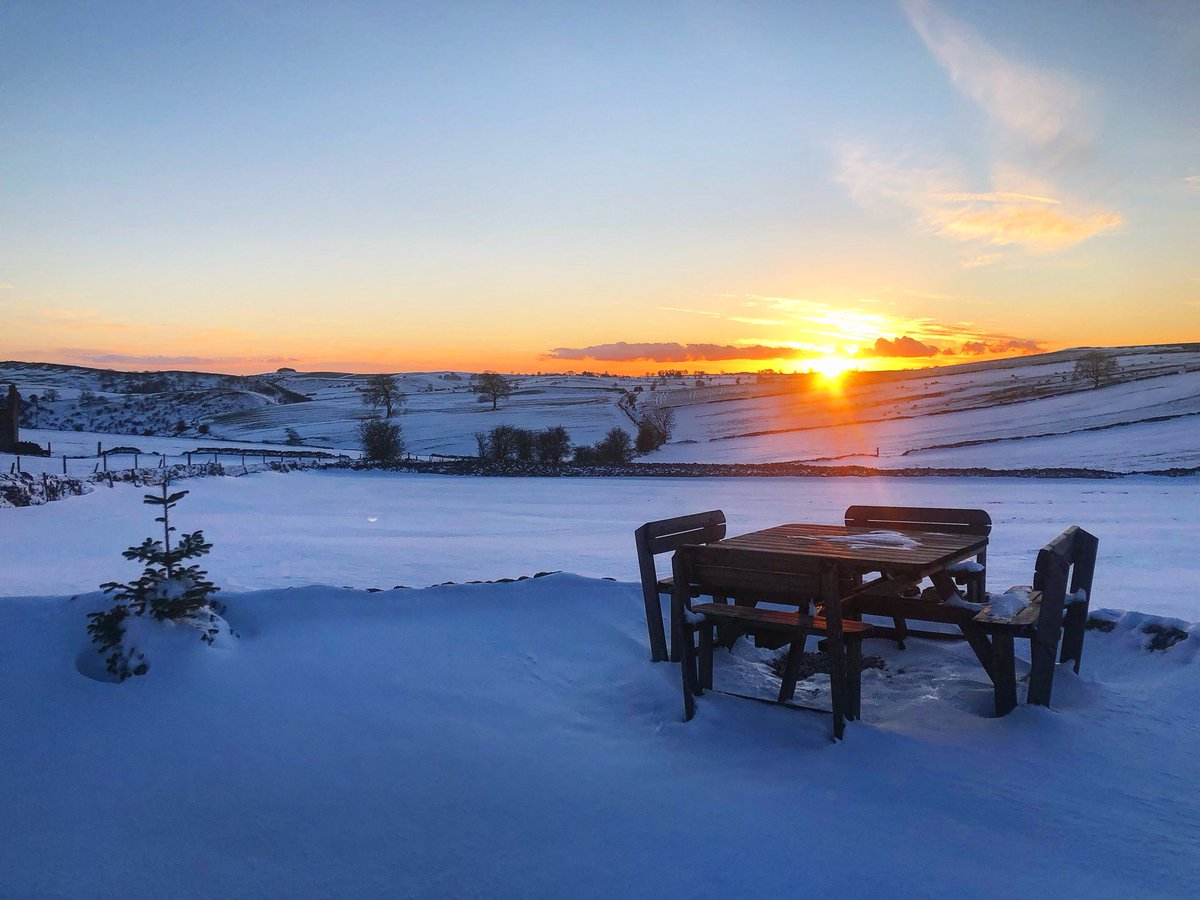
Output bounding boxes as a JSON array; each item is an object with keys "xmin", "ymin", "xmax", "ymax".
[
  {"xmin": 673, "ymin": 542, "xmax": 873, "ymax": 738},
  {"xmin": 843, "ymin": 505, "xmax": 991, "ymax": 646},
  {"xmin": 633, "ymin": 510, "xmax": 725, "ymax": 662},
  {"xmin": 968, "ymin": 525, "xmax": 1098, "ymax": 716}
]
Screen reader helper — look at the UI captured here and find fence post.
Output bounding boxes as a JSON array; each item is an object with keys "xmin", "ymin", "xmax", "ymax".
[
  {"xmin": 133, "ymin": 453, "xmax": 139, "ymax": 470},
  {"xmin": 62, "ymin": 455, "xmax": 67, "ymax": 475},
  {"xmin": 241, "ymin": 452, "xmax": 246, "ymax": 466},
  {"xmin": 103, "ymin": 453, "xmax": 107, "ymax": 472},
  {"xmin": 15, "ymin": 456, "xmax": 20, "ymax": 473},
  {"xmin": 187, "ymin": 452, "xmax": 192, "ymax": 466},
  {"xmin": 213, "ymin": 452, "xmax": 218, "ymax": 464}
]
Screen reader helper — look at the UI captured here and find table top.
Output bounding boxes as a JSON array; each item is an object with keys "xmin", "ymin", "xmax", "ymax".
[{"xmin": 717, "ymin": 523, "xmax": 987, "ymax": 574}]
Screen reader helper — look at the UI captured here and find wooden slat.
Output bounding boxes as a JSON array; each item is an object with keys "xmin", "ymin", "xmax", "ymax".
[
  {"xmin": 691, "ymin": 603, "xmax": 873, "ymax": 634},
  {"xmin": 643, "ymin": 509, "xmax": 726, "ymax": 553},
  {"xmin": 718, "ymin": 523, "xmax": 986, "ymax": 571},
  {"xmin": 844, "ymin": 505, "xmax": 992, "ymax": 536}
]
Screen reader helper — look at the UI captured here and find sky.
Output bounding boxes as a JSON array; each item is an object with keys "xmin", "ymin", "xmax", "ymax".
[{"xmin": 1, "ymin": 0, "xmax": 1197, "ymax": 375}]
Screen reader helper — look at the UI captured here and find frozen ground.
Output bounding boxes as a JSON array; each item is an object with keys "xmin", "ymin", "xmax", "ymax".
[
  {"xmin": 3, "ymin": 469, "xmax": 1199, "ymax": 896},
  {"xmin": 4, "ymin": 470, "xmax": 1198, "ymax": 621},
  {"xmin": 1, "ymin": 574, "xmax": 1197, "ymax": 897}
]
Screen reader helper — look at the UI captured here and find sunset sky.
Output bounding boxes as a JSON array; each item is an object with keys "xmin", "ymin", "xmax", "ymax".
[{"xmin": 2, "ymin": 1, "xmax": 1197, "ymax": 375}]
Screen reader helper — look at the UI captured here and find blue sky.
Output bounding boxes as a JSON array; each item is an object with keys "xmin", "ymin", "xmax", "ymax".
[{"xmin": 2, "ymin": 1, "xmax": 1197, "ymax": 373}]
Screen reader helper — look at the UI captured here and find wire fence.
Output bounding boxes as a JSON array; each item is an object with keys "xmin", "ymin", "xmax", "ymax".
[{"xmin": 2, "ymin": 446, "xmax": 360, "ymax": 478}]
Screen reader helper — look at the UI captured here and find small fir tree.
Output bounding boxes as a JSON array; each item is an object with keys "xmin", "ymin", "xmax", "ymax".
[{"xmin": 88, "ymin": 478, "xmax": 222, "ymax": 680}]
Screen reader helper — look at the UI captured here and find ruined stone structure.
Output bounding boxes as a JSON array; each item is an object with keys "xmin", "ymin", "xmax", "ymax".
[{"xmin": 0, "ymin": 384, "xmax": 19, "ymax": 452}]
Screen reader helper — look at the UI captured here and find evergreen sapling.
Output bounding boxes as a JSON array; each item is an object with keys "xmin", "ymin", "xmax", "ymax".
[{"xmin": 87, "ymin": 478, "xmax": 226, "ymax": 680}]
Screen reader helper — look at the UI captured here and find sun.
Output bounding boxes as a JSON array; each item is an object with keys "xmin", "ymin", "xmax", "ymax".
[{"xmin": 808, "ymin": 355, "xmax": 856, "ymax": 383}]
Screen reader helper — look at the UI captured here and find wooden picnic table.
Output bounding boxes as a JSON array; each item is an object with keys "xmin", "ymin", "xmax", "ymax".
[{"xmin": 678, "ymin": 522, "xmax": 989, "ymax": 736}]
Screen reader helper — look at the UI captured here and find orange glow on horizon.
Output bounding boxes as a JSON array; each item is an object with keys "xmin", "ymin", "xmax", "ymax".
[{"xmin": 807, "ymin": 356, "xmax": 859, "ymax": 383}]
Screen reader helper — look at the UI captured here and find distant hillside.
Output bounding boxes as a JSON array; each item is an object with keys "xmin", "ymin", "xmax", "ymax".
[{"xmin": 2, "ymin": 343, "xmax": 1198, "ymax": 472}]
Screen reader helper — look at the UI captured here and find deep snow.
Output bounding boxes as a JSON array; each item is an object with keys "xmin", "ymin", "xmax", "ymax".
[{"xmin": 1, "ymin": 575, "xmax": 1196, "ymax": 898}]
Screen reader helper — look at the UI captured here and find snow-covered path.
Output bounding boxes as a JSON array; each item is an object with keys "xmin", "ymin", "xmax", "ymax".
[
  {"xmin": 3, "ymin": 470, "xmax": 1198, "ymax": 621},
  {"xmin": 1, "ymin": 577, "xmax": 1196, "ymax": 897}
]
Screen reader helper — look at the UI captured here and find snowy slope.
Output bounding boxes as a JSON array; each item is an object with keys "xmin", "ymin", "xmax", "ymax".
[
  {"xmin": 0, "ymin": 575, "xmax": 1196, "ymax": 897},
  {"xmin": 4, "ymin": 344, "xmax": 1199, "ymax": 472}
]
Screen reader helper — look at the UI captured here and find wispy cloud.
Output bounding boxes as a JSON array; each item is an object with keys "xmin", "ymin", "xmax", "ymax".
[
  {"xmin": 657, "ymin": 305, "xmax": 787, "ymax": 327},
  {"xmin": 55, "ymin": 348, "xmax": 300, "ymax": 368},
  {"xmin": 546, "ymin": 342, "xmax": 802, "ymax": 363},
  {"xmin": 902, "ymin": 0, "xmax": 1088, "ymax": 156},
  {"xmin": 835, "ymin": 145, "xmax": 1121, "ymax": 252},
  {"xmin": 1185, "ymin": 174, "xmax": 1200, "ymax": 191}
]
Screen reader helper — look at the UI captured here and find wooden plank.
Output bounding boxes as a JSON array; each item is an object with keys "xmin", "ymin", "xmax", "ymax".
[
  {"xmin": 644, "ymin": 510, "xmax": 726, "ymax": 553},
  {"xmin": 1027, "ymin": 546, "xmax": 1069, "ymax": 707},
  {"xmin": 633, "ymin": 523, "xmax": 670, "ymax": 662},
  {"xmin": 672, "ymin": 552, "xmax": 697, "ymax": 721},
  {"xmin": 846, "ymin": 594, "xmax": 978, "ymax": 625},
  {"xmin": 692, "ymin": 603, "xmax": 873, "ymax": 634},
  {"xmin": 1060, "ymin": 528, "xmax": 1099, "ymax": 672},
  {"xmin": 844, "ymin": 505, "xmax": 992, "ymax": 536},
  {"xmin": 991, "ymin": 632, "xmax": 1018, "ymax": 717},
  {"xmin": 635, "ymin": 510, "xmax": 726, "ymax": 663},
  {"xmin": 822, "ymin": 566, "xmax": 847, "ymax": 741},
  {"xmin": 846, "ymin": 638, "xmax": 863, "ymax": 721},
  {"xmin": 776, "ymin": 627, "xmax": 812, "ymax": 703}
]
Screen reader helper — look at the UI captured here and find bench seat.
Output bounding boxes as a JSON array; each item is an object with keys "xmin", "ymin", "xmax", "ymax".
[
  {"xmin": 691, "ymin": 601, "xmax": 874, "ymax": 718},
  {"xmin": 692, "ymin": 602, "xmax": 873, "ymax": 636}
]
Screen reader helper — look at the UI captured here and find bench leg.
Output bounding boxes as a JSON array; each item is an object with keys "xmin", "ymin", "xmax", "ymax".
[
  {"xmin": 991, "ymin": 632, "xmax": 1017, "ymax": 717},
  {"xmin": 846, "ymin": 638, "xmax": 863, "ymax": 721},
  {"xmin": 776, "ymin": 628, "xmax": 811, "ymax": 704},
  {"xmin": 671, "ymin": 578, "xmax": 698, "ymax": 720},
  {"xmin": 1027, "ymin": 631, "xmax": 1058, "ymax": 707},
  {"xmin": 699, "ymin": 620, "xmax": 714, "ymax": 691},
  {"xmin": 669, "ymin": 591, "xmax": 682, "ymax": 663},
  {"xmin": 891, "ymin": 614, "xmax": 909, "ymax": 650},
  {"xmin": 1060, "ymin": 601, "xmax": 1087, "ymax": 673},
  {"xmin": 959, "ymin": 622, "xmax": 995, "ymax": 682}
]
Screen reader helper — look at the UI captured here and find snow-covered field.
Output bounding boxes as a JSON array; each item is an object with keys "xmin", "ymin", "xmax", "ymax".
[
  {"xmin": 2, "ymin": 577, "xmax": 1197, "ymax": 896},
  {"xmin": 5, "ymin": 344, "xmax": 1199, "ymax": 473},
  {"xmin": 5, "ymin": 470, "xmax": 1198, "ymax": 621},
  {"xmin": 3, "ymin": 468, "xmax": 1199, "ymax": 896}
]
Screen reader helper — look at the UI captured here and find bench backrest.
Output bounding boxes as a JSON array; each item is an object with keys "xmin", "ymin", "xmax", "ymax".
[
  {"xmin": 1028, "ymin": 525, "xmax": 1099, "ymax": 699},
  {"xmin": 844, "ymin": 505, "xmax": 992, "ymax": 536},
  {"xmin": 673, "ymin": 542, "xmax": 833, "ymax": 606},
  {"xmin": 845, "ymin": 505, "xmax": 991, "ymax": 566},
  {"xmin": 1032, "ymin": 525, "xmax": 1099, "ymax": 633},
  {"xmin": 635, "ymin": 509, "xmax": 727, "ymax": 560},
  {"xmin": 634, "ymin": 510, "xmax": 727, "ymax": 662}
]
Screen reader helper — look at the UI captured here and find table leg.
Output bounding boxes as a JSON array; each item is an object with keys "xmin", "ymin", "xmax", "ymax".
[
  {"xmin": 929, "ymin": 569, "xmax": 961, "ymax": 602},
  {"xmin": 822, "ymin": 568, "xmax": 847, "ymax": 740},
  {"xmin": 846, "ymin": 638, "xmax": 863, "ymax": 721}
]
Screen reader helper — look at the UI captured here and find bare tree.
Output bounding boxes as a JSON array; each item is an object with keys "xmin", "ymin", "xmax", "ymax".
[
  {"xmin": 635, "ymin": 406, "xmax": 676, "ymax": 454},
  {"xmin": 361, "ymin": 374, "xmax": 404, "ymax": 417},
  {"xmin": 471, "ymin": 371, "xmax": 515, "ymax": 411},
  {"xmin": 1073, "ymin": 350, "xmax": 1117, "ymax": 389}
]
